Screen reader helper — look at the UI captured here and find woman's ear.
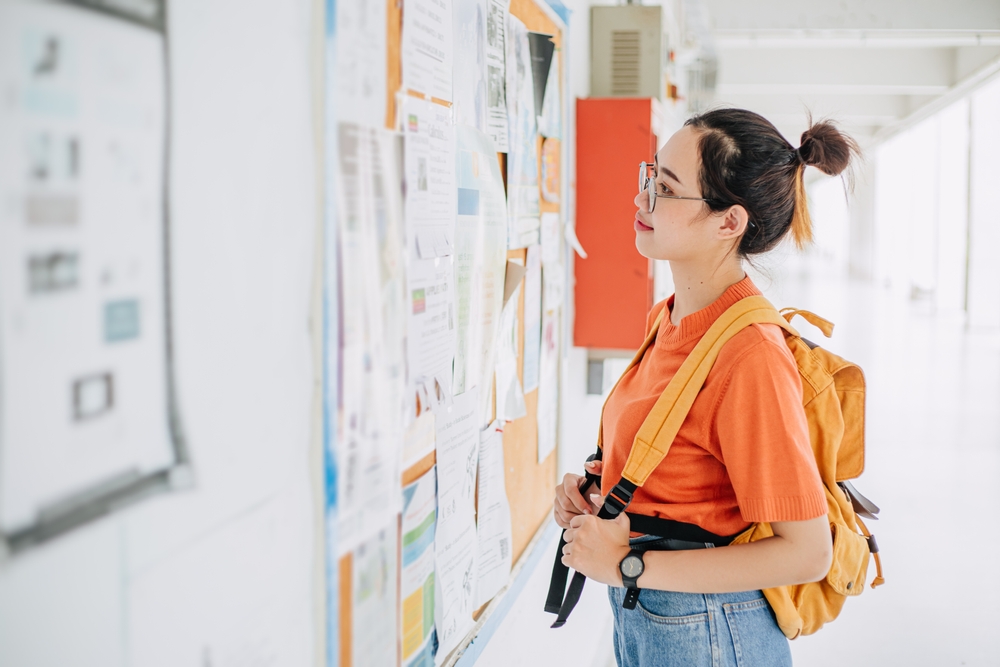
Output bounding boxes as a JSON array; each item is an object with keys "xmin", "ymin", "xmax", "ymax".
[{"xmin": 717, "ymin": 205, "xmax": 749, "ymax": 240}]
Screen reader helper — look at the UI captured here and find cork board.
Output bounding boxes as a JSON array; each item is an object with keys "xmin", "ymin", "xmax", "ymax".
[
  {"xmin": 502, "ymin": 0, "xmax": 562, "ymax": 568},
  {"xmin": 358, "ymin": 0, "xmax": 565, "ymax": 652}
]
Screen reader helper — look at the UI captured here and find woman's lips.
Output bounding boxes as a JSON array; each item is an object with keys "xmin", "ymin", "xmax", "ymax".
[{"xmin": 634, "ymin": 217, "xmax": 653, "ymax": 232}]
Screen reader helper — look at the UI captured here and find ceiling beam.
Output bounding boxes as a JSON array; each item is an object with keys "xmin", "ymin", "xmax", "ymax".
[
  {"xmin": 715, "ymin": 47, "xmax": 956, "ymax": 90},
  {"xmin": 703, "ymin": 0, "xmax": 1000, "ymax": 32},
  {"xmin": 713, "ymin": 30, "xmax": 1000, "ymax": 49}
]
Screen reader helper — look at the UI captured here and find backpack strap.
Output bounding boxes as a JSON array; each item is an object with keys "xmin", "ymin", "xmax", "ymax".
[
  {"xmin": 620, "ymin": 296, "xmax": 796, "ymax": 486},
  {"xmin": 547, "ymin": 295, "xmax": 797, "ymax": 627}
]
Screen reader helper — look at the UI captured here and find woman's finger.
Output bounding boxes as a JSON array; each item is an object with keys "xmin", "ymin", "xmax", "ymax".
[
  {"xmin": 589, "ymin": 493, "xmax": 605, "ymax": 512},
  {"xmin": 561, "ymin": 474, "xmax": 592, "ymax": 515}
]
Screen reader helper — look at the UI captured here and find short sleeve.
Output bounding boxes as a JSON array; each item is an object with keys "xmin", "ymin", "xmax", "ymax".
[{"xmin": 713, "ymin": 330, "xmax": 827, "ymax": 523}]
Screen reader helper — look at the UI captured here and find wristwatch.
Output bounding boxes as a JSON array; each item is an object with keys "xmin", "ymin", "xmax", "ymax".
[{"xmin": 619, "ymin": 549, "xmax": 645, "ymax": 609}]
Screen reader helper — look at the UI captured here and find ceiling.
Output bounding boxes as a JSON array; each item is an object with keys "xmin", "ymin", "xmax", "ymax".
[{"xmin": 694, "ymin": 0, "xmax": 1000, "ymax": 150}]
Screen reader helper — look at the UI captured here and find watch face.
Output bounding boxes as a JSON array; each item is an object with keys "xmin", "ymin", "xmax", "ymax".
[{"xmin": 621, "ymin": 555, "xmax": 643, "ymax": 577}]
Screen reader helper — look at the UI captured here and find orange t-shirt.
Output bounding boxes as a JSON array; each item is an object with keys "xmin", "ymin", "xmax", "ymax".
[{"xmin": 600, "ymin": 276, "xmax": 826, "ymax": 537}]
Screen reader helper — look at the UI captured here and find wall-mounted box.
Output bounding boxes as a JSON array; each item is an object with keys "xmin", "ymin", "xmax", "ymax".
[
  {"xmin": 591, "ymin": 5, "xmax": 664, "ymax": 98},
  {"xmin": 574, "ymin": 97, "xmax": 661, "ymax": 351}
]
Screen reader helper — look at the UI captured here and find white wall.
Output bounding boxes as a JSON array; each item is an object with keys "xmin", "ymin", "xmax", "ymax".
[
  {"xmin": 0, "ymin": 1, "xmax": 323, "ymax": 665},
  {"xmin": 967, "ymin": 75, "xmax": 1000, "ymax": 329}
]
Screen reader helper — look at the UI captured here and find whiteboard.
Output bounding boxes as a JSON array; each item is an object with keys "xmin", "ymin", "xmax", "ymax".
[{"xmin": 0, "ymin": 0, "xmax": 186, "ymax": 551}]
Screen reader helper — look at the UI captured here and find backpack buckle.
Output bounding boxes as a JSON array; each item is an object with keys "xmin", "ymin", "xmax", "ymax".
[{"xmin": 603, "ymin": 483, "xmax": 634, "ymax": 517}]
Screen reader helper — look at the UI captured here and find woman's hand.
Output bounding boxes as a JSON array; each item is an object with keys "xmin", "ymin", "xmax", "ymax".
[
  {"xmin": 562, "ymin": 511, "xmax": 631, "ymax": 586},
  {"xmin": 553, "ymin": 460, "xmax": 604, "ymax": 529}
]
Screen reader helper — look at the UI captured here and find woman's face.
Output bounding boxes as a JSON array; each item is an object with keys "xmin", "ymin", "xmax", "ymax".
[{"xmin": 633, "ymin": 125, "xmax": 719, "ymax": 262}]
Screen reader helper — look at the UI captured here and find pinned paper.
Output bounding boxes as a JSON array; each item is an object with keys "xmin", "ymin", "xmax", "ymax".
[
  {"xmin": 502, "ymin": 259, "xmax": 527, "ymax": 307},
  {"xmin": 522, "ymin": 246, "xmax": 542, "ymax": 392},
  {"xmin": 527, "ymin": 32, "xmax": 555, "ymax": 119},
  {"xmin": 564, "ymin": 220, "xmax": 588, "ymax": 259},
  {"xmin": 474, "ymin": 422, "xmax": 513, "ymax": 607},
  {"xmin": 403, "ymin": 411, "xmax": 436, "ymax": 470}
]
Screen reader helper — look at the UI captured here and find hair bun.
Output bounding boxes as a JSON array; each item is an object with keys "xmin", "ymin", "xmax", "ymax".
[{"xmin": 797, "ymin": 119, "xmax": 860, "ymax": 177}]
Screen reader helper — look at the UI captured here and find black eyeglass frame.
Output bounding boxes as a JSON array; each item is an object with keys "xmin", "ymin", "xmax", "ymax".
[{"xmin": 639, "ymin": 161, "xmax": 717, "ymax": 213}]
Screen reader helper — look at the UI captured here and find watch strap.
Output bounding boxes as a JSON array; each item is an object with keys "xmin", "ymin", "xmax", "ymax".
[{"xmin": 623, "ymin": 586, "xmax": 640, "ymax": 609}]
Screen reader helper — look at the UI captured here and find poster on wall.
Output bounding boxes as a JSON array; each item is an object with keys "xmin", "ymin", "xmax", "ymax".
[
  {"xmin": 0, "ymin": 0, "xmax": 187, "ymax": 552},
  {"xmin": 402, "ymin": 0, "xmax": 454, "ymax": 102},
  {"xmin": 349, "ymin": 525, "xmax": 400, "ymax": 667},
  {"xmin": 403, "ymin": 95, "xmax": 458, "ymax": 412},
  {"xmin": 334, "ymin": 124, "xmax": 407, "ymax": 555},
  {"xmin": 505, "ymin": 14, "xmax": 540, "ymax": 248},
  {"xmin": 454, "ymin": 0, "xmax": 488, "ymax": 133},
  {"xmin": 485, "ymin": 0, "xmax": 509, "ymax": 152},
  {"xmin": 453, "ymin": 125, "xmax": 507, "ymax": 408},
  {"xmin": 335, "ymin": 0, "xmax": 388, "ymax": 127},
  {"xmin": 402, "ymin": 468, "xmax": 438, "ymax": 667}
]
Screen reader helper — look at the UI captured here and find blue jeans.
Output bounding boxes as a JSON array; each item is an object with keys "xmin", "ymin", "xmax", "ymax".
[{"xmin": 607, "ymin": 586, "xmax": 792, "ymax": 666}]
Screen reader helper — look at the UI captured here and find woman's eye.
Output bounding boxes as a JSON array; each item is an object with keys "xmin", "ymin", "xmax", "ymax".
[{"xmin": 658, "ymin": 183, "xmax": 672, "ymax": 195}]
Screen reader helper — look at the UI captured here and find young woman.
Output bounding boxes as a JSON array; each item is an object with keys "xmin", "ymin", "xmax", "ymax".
[{"xmin": 553, "ymin": 108, "xmax": 860, "ymax": 666}]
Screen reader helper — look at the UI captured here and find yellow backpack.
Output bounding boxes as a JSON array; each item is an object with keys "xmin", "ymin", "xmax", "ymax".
[{"xmin": 547, "ymin": 296, "xmax": 884, "ymax": 637}]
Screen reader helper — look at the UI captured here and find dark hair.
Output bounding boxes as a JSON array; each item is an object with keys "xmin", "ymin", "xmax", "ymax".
[{"xmin": 684, "ymin": 108, "xmax": 861, "ymax": 254}]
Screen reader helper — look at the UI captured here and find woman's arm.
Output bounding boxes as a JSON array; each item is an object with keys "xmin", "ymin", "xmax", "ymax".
[{"xmin": 561, "ymin": 512, "xmax": 832, "ymax": 592}]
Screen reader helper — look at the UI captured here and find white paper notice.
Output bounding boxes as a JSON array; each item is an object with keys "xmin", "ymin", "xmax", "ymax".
[
  {"xmin": 337, "ymin": 124, "xmax": 405, "ymax": 554},
  {"xmin": 433, "ymin": 388, "xmax": 480, "ymax": 663},
  {"xmin": 474, "ymin": 422, "xmax": 512, "ymax": 607},
  {"xmin": 453, "ymin": 125, "xmax": 508, "ymax": 405},
  {"xmin": 402, "ymin": 469, "xmax": 437, "ymax": 667},
  {"xmin": 495, "ymin": 282, "xmax": 526, "ymax": 423},
  {"xmin": 402, "ymin": 0, "xmax": 454, "ymax": 102},
  {"xmin": 0, "ymin": 0, "xmax": 177, "ymax": 534},
  {"xmin": 404, "ymin": 96, "xmax": 456, "ymax": 260},
  {"xmin": 351, "ymin": 525, "xmax": 399, "ymax": 667},
  {"xmin": 505, "ymin": 14, "xmax": 540, "ymax": 248},
  {"xmin": 540, "ymin": 211, "xmax": 561, "ymax": 266},
  {"xmin": 538, "ymin": 46, "xmax": 562, "ymax": 139},
  {"xmin": 521, "ymin": 245, "xmax": 542, "ymax": 393},
  {"xmin": 537, "ymin": 309, "xmax": 559, "ymax": 462},
  {"xmin": 336, "ymin": 0, "xmax": 387, "ymax": 126},
  {"xmin": 407, "ymin": 256, "xmax": 456, "ymax": 411},
  {"xmin": 485, "ymin": 0, "xmax": 509, "ymax": 152},
  {"xmin": 403, "ymin": 411, "xmax": 436, "ymax": 470},
  {"xmin": 454, "ymin": 0, "xmax": 488, "ymax": 132}
]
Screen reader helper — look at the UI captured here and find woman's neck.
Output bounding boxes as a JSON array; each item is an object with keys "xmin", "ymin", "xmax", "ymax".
[{"xmin": 668, "ymin": 259, "xmax": 746, "ymax": 326}]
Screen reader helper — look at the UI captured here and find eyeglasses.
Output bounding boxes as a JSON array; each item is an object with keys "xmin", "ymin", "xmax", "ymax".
[{"xmin": 639, "ymin": 161, "xmax": 715, "ymax": 213}]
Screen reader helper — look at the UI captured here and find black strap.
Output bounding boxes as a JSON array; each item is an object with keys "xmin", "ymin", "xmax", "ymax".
[
  {"xmin": 545, "ymin": 462, "xmax": 739, "ymax": 627},
  {"xmin": 544, "ymin": 532, "xmax": 570, "ymax": 614},
  {"xmin": 545, "ymin": 450, "xmax": 603, "ymax": 618},
  {"xmin": 547, "ymin": 479, "xmax": 637, "ymax": 628},
  {"xmin": 625, "ymin": 514, "xmax": 739, "ymax": 547}
]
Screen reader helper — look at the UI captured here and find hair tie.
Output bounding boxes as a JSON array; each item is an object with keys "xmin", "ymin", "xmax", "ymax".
[{"xmin": 794, "ymin": 145, "xmax": 807, "ymax": 166}]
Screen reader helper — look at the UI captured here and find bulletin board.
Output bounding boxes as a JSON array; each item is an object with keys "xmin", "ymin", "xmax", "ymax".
[
  {"xmin": 392, "ymin": 0, "xmax": 562, "ymax": 577},
  {"xmin": 499, "ymin": 0, "xmax": 562, "ymax": 569},
  {"xmin": 0, "ymin": 0, "xmax": 189, "ymax": 555},
  {"xmin": 327, "ymin": 0, "xmax": 568, "ymax": 663}
]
